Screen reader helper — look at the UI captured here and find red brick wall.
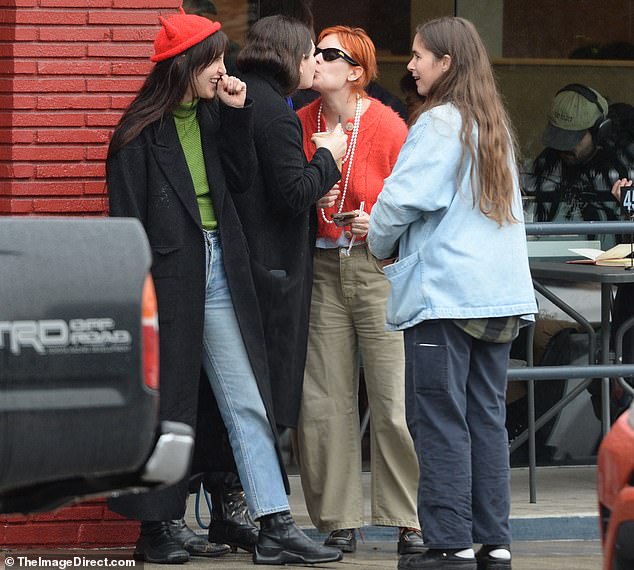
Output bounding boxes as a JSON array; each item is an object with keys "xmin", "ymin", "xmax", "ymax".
[
  {"xmin": 0, "ymin": 0, "xmax": 180, "ymax": 216},
  {"xmin": 0, "ymin": 500, "xmax": 140, "ymax": 548}
]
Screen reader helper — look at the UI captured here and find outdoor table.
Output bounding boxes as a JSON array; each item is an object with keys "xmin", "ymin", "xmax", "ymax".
[
  {"xmin": 505, "ymin": 258, "xmax": 634, "ymax": 502},
  {"xmin": 503, "ymin": 223, "xmax": 634, "ymax": 501},
  {"xmin": 529, "ymin": 261, "xmax": 634, "ymax": 437}
]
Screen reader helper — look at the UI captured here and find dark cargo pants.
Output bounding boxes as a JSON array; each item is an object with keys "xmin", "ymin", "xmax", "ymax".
[{"xmin": 404, "ymin": 319, "xmax": 512, "ymax": 549}]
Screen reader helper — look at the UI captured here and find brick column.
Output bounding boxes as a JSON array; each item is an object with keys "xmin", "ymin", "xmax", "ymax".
[
  {"xmin": 0, "ymin": 0, "xmax": 179, "ymax": 216},
  {"xmin": 0, "ymin": 0, "xmax": 180, "ymax": 548}
]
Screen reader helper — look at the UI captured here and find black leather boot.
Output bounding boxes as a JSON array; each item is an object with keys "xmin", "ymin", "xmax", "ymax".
[
  {"xmin": 254, "ymin": 511, "xmax": 343, "ymax": 565},
  {"xmin": 134, "ymin": 521, "xmax": 189, "ymax": 564},
  {"xmin": 208, "ymin": 485, "xmax": 259, "ymax": 553},
  {"xmin": 167, "ymin": 519, "xmax": 230, "ymax": 558}
]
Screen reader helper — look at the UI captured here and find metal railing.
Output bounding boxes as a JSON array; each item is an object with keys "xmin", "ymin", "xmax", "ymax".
[{"xmin": 515, "ymin": 221, "xmax": 634, "ymax": 502}]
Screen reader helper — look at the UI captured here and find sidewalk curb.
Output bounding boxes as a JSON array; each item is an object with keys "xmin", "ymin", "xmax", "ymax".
[
  {"xmin": 510, "ymin": 515, "xmax": 599, "ymax": 540},
  {"xmin": 300, "ymin": 515, "xmax": 600, "ymax": 542}
]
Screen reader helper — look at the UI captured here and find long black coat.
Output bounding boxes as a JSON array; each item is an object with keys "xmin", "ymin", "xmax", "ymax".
[
  {"xmin": 107, "ymin": 99, "xmax": 287, "ymax": 521},
  {"xmin": 232, "ymin": 73, "xmax": 341, "ymax": 428}
]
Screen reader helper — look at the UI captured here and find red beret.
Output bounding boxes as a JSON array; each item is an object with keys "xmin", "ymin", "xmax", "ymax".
[{"xmin": 151, "ymin": 11, "xmax": 222, "ymax": 63}]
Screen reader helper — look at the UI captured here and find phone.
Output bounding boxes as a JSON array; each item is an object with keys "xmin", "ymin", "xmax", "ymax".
[{"xmin": 331, "ymin": 211, "xmax": 358, "ymax": 227}]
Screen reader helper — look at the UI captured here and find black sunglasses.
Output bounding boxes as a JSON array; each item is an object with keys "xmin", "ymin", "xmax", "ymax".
[{"xmin": 314, "ymin": 46, "xmax": 360, "ymax": 67}]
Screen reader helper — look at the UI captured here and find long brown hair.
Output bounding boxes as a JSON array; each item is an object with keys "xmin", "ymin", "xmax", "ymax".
[
  {"xmin": 411, "ymin": 17, "xmax": 518, "ymax": 225},
  {"xmin": 108, "ymin": 31, "xmax": 228, "ymax": 159}
]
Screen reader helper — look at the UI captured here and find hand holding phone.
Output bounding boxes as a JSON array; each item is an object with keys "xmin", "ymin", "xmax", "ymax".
[{"xmin": 331, "ymin": 211, "xmax": 358, "ymax": 227}]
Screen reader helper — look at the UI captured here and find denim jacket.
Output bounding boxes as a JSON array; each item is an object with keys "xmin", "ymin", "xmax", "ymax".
[{"xmin": 368, "ymin": 103, "xmax": 537, "ymax": 331}]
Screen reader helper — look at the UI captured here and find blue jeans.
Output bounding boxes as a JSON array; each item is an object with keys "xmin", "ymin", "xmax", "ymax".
[
  {"xmin": 201, "ymin": 230, "xmax": 289, "ymax": 519},
  {"xmin": 404, "ymin": 319, "xmax": 511, "ymax": 549}
]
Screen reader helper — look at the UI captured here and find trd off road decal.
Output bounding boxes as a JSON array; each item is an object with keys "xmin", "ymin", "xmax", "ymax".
[{"xmin": 0, "ymin": 318, "xmax": 132, "ymax": 355}]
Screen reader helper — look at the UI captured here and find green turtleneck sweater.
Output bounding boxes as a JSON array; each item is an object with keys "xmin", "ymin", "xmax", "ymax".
[{"xmin": 173, "ymin": 100, "xmax": 217, "ymax": 230}]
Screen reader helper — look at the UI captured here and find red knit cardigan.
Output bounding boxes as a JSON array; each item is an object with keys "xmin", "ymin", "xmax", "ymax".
[{"xmin": 297, "ymin": 96, "xmax": 407, "ymax": 241}]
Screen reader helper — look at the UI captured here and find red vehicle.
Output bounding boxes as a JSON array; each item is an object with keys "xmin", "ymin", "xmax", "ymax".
[{"xmin": 597, "ymin": 393, "xmax": 634, "ymax": 570}]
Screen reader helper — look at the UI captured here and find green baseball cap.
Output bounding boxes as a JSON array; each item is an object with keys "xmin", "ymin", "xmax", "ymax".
[{"xmin": 542, "ymin": 85, "xmax": 608, "ymax": 151}]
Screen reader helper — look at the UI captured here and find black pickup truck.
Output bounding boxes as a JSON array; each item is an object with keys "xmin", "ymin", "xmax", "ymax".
[{"xmin": 0, "ymin": 217, "xmax": 193, "ymax": 514}]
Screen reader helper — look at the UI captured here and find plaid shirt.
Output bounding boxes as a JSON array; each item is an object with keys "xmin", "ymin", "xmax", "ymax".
[{"xmin": 453, "ymin": 316, "xmax": 520, "ymax": 344}]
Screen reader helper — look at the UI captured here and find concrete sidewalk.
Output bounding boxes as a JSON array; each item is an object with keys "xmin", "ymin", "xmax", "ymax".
[
  {"xmin": 185, "ymin": 465, "xmax": 600, "ymax": 543},
  {"xmin": 2, "ymin": 468, "xmax": 601, "ymax": 570},
  {"xmin": 6, "ymin": 541, "xmax": 602, "ymax": 570},
  {"xmin": 144, "ymin": 540, "xmax": 602, "ymax": 570},
  {"xmin": 175, "ymin": 465, "xmax": 603, "ymax": 568}
]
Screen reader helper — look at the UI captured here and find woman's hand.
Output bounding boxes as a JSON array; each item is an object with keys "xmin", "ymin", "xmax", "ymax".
[
  {"xmin": 317, "ymin": 184, "xmax": 341, "ymax": 208},
  {"xmin": 611, "ymin": 178, "xmax": 633, "ymax": 202},
  {"xmin": 378, "ymin": 257, "xmax": 396, "ymax": 268},
  {"xmin": 217, "ymin": 75, "xmax": 247, "ymax": 108},
  {"xmin": 349, "ymin": 210, "xmax": 370, "ymax": 237},
  {"xmin": 311, "ymin": 126, "xmax": 347, "ymax": 163}
]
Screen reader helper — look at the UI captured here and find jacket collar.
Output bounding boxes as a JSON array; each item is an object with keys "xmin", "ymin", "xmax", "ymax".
[
  {"xmin": 245, "ymin": 71, "xmax": 286, "ymax": 97},
  {"xmin": 150, "ymin": 111, "xmax": 203, "ymax": 228}
]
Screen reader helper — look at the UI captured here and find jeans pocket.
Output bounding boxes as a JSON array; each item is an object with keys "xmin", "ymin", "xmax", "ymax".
[{"xmin": 414, "ymin": 342, "xmax": 448, "ymax": 393}]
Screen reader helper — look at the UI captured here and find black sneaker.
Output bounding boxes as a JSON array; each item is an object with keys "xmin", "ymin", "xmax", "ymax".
[
  {"xmin": 398, "ymin": 527, "xmax": 426, "ymax": 555},
  {"xmin": 398, "ymin": 548, "xmax": 476, "ymax": 569},
  {"xmin": 324, "ymin": 528, "xmax": 357, "ymax": 553},
  {"xmin": 475, "ymin": 544, "xmax": 512, "ymax": 570}
]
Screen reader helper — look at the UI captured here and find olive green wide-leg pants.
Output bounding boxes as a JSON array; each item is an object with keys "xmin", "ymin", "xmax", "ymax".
[{"xmin": 295, "ymin": 245, "xmax": 419, "ymax": 532}]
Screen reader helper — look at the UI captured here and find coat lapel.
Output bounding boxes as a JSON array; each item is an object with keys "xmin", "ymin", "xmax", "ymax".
[{"xmin": 150, "ymin": 117, "xmax": 202, "ymax": 228}]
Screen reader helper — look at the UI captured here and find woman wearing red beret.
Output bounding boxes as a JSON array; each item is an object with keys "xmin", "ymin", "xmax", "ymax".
[{"xmin": 107, "ymin": 10, "xmax": 341, "ymax": 566}]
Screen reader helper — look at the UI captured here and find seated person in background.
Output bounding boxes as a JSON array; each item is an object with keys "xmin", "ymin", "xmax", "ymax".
[
  {"xmin": 523, "ymin": 86, "xmax": 634, "ymax": 424},
  {"xmin": 523, "ymin": 84, "xmax": 630, "ymax": 248}
]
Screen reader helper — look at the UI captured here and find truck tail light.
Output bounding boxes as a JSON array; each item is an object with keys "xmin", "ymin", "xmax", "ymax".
[{"xmin": 142, "ymin": 274, "xmax": 159, "ymax": 391}]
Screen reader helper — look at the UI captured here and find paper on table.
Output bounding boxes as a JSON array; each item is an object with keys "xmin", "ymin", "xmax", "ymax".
[
  {"xmin": 568, "ymin": 243, "xmax": 634, "ymax": 266},
  {"xmin": 568, "ymin": 248, "xmax": 606, "ymax": 261}
]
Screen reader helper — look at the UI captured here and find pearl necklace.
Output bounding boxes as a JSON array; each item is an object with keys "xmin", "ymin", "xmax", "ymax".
[{"xmin": 318, "ymin": 94, "xmax": 362, "ymax": 223}]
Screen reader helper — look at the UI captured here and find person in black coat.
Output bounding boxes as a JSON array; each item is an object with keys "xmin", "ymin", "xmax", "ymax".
[
  {"xmin": 106, "ymin": 11, "xmax": 342, "ymax": 567},
  {"xmin": 233, "ymin": 15, "xmax": 347, "ymax": 429}
]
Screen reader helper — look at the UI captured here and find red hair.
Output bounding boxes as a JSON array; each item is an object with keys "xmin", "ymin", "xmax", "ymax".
[{"xmin": 318, "ymin": 25, "xmax": 377, "ymax": 94}]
